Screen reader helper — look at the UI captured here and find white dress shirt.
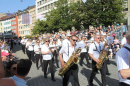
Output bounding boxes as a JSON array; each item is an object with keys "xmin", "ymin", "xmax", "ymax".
[
  {"xmin": 28, "ymin": 43, "xmax": 34, "ymax": 51},
  {"xmin": 78, "ymin": 40, "xmax": 86, "ymax": 53},
  {"xmin": 41, "ymin": 44, "xmax": 52, "ymax": 60},
  {"xmin": 121, "ymin": 37, "xmax": 126, "ymax": 46},
  {"xmin": 116, "ymin": 43, "xmax": 130, "ymax": 85},
  {"xmin": 62, "ymin": 39, "xmax": 70, "ymax": 46},
  {"xmin": 34, "ymin": 44, "xmax": 41, "ymax": 54},
  {"xmin": 59, "ymin": 43, "xmax": 75, "ymax": 62},
  {"xmin": 21, "ymin": 39, "xmax": 26, "ymax": 45},
  {"xmin": 88, "ymin": 42, "xmax": 103, "ymax": 59}
]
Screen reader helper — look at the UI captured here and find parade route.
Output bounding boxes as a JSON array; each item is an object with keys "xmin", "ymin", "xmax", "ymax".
[{"xmin": 13, "ymin": 44, "xmax": 119, "ymax": 86}]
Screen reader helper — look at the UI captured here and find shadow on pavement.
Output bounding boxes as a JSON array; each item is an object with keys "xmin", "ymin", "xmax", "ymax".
[{"xmin": 26, "ymin": 75, "xmax": 62, "ymax": 86}]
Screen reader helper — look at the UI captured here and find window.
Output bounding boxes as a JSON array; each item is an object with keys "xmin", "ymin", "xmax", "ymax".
[
  {"xmin": 18, "ymin": 15, "xmax": 21, "ymax": 19},
  {"xmin": 37, "ymin": 2, "xmax": 39, "ymax": 6}
]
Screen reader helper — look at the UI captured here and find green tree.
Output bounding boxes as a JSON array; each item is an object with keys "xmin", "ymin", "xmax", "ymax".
[
  {"xmin": 46, "ymin": 0, "xmax": 82, "ymax": 31},
  {"xmin": 32, "ymin": 19, "xmax": 49, "ymax": 35},
  {"xmin": 84, "ymin": 0, "xmax": 126, "ymax": 26}
]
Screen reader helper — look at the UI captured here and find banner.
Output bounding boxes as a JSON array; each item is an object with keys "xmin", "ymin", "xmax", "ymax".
[
  {"xmin": 82, "ymin": 0, "xmax": 87, "ymax": 3},
  {"xmin": 22, "ymin": 14, "xmax": 32, "ymax": 24},
  {"xmin": 37, "ymin": 14, "xmax": 45, "ymax": 20}
]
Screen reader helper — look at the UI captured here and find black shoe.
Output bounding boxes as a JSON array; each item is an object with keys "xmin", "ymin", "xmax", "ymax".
[
  {"xmin": 44, "ymin": 75, "xmax": 47, "ymax": 78},
  {"xmin": 89, "ymin": 81, "xmax": 93, "ymax": 86},
  {"xmin": 57, "ymin": 65, "xmax": 59, "ymax": 68},
  {"xmin": 106, "ymin": 72, "xmax": 111, "ymax": 76},
  {"xmin": 80, "ymin": 63, "xmax": 83, "ymax": 66},
  {"xmin": 87, "ymin": 64, "xmax": 90, "ymax": 68},
  {"xmin": 52, "ymin": 78, "xmax": 56, "ymax": 82}
]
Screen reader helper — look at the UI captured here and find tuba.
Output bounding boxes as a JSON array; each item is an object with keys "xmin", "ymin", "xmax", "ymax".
[
  {"xmin": 96, "ymin": 42, "xmax": 108, "ymax": 69},
  {"xmin": 58, "ymin": 47, "xmax": 81, "ymax": 76}
]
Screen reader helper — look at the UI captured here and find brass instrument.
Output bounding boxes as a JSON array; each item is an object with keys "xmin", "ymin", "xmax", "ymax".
[
  {"xmin": 58, "ymin": 48, "xmax": 81, "ymax": 76},
  {"xmin": 96, "ymin": 42, "xmax": 108, "ymax": 69}
]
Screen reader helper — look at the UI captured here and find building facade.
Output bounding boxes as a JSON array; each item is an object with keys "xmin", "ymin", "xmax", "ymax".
[
  {"xmin": 11, "ymin": 16, "xmax": 19, "ymax": 37},
  {"xmin": 0, "ymin": 21, "xmax": 3, "ymax": 32},
  {"xmin": 2, "ymin": 17, "xmax": 13, "ymax": 38},
  {"xmin": 124, "ymin": 0, "xmax": 130, "ymax": 26},
  {"xmin": 18, "ymin": 5, "xmax": 35, "ymax": 37},
  {"xmin": 29, "ymin": 6, "xmax": 36, "ymax": 34},
  {"xmin": 35, "ymin": 0, "xmax": 56, "ymax": 20}
]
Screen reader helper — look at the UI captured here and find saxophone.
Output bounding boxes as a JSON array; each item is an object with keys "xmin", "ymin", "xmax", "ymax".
[
  {"xmin": 96, "ymin": 42, "xmax": 108, "ymax": 69},
  {"xmin": 58, "ymin": 48, "xmax": 81, "ymax": 76}
]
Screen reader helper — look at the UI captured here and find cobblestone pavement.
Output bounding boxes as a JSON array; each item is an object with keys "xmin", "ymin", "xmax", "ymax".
[{"xmin": 13, "ymin": 44, "xmax": 119, "ymax": 86}]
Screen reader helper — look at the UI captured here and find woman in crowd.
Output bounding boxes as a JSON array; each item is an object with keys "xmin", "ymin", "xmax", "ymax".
[{"xmin": 5, "ymin": 61, "xmax": 17, "ymax": 77}]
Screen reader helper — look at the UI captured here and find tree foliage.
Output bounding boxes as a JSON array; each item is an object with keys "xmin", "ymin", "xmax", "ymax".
[{"xmin": 32, "ymin": 0, "xmax": 126, "ymax": 35}]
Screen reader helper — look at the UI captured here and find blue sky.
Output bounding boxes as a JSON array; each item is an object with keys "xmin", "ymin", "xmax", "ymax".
[{"xmin": 0, "ymin": 0, "xmax": 35, "ymax": 13}]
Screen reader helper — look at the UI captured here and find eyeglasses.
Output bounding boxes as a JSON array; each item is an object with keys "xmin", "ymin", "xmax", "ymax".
[
  {"xmin": 46, "ymin": 41, "xmax": 49, "ymax": 42},
  {"xmin": 37, "ymin": 42, "xmax": 40, "ymax": 43},
  {"xmin": 12, "ymin": 67, "xmax": 17, "ymax": 70},
  {"xmin": 97, "ymin": 38, "xmax": 100, "ymax": 39},
  {"xmin": 72, "ymin": 39, "xmax": 78, "ymax": 42}
]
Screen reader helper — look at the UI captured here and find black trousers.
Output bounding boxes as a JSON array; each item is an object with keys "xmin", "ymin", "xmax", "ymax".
[
  {"xmin": 35, "ymin": 54, "xmax": 43, "ymax": 68},
  {"xmin": 52, "ymin": 50, "xmax": 59, "ymax": 67},
  {"xmin": 26, "ymin": 49, "xmax": 29, "ymax": 59},
  {"xmin": 63, "ymin": 64, "xmax": 80, "ymax": 86},
  {"xmin": 28, "ymin": 51, "xmax": 34, "ymax": 62},
  {"xmin": 22, "ymin": 44, "xmax": 25, "ymax": 54},
  {"xmin": 43, "ymin": 59, "xmax": 54, "ymax": 79},
  {"xmin": 80, "ymin": 52, "xmax": 90, "ymax": 66},
  {"xmin": 119, "ymin": 82, "xmax": 130, "ymax": 86},
  {"xmin": 89, "ymin": 60, "xmax": 106, "ymax": 86}
]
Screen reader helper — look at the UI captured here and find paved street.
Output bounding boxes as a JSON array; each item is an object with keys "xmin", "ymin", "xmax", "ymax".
[{"xmin": 13, "ymin": 44, "xmax": 119, "ymax": 86}]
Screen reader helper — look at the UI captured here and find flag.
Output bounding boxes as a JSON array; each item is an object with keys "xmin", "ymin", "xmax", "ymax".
[
  {"xmin": 82, "ymin": 0, "xmax": 87, "ymax": 3},
  {"xmin": 37, "ymin": 14, "xmax": 45, "ymax": 20},
  {"xmin": 22, "ymin": 14, "xmax": 32, "ymax": 24}
]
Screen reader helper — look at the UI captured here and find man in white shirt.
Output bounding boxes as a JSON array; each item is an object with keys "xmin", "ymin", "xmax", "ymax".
[
  {"xmin": 62, "ymin": 32, "xmax": 71, "ymax": 46},
  {"xmin": 59, "ymin": 35, "xmax": 80, "ymax": 86},
  {"xmin": 27, "ymin": 39, "xmax": 35, "ymax": 63},
  {"xmin": 41, "ymin": 38, "xmax": 56, "ymax": 81},
  {"xmin": 20, "ymin": 37, "xmax": 26, "ymax": 54},
  {"xmin": 34, "ymin": 40, "xmax": 43, "ymax": 70},
  {"xmin": 79, "ymin": 36, "xmax": 90, "ymax": 68},
  {"xmin": 121, "ymin": 32, "xmax": 126, "ymax": 47},
  {"xmin": 88, "ymin": 34, "xmax": 106, "ymax": 86},
  {"xmin": 116, "ymin": 29, "xmax": 130, "ymax": 86}
]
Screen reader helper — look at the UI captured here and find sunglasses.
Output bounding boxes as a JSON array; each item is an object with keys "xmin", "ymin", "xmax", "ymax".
[
  {"xmin": 12, "ymin": 67, "xmax": 17, "ymax": 70},
  {"xmin": 97, "ymin": 38, "xmax": 100, "ymax": 39},
  {"xmin": 46, "ymin": 41, "xmax": 49, "ymax": 42},
  {"xmin": 72, "ymin": 39, "xmax": 78, "ymax": 42}
]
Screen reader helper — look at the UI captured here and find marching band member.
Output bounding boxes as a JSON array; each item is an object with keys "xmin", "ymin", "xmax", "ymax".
[
  {"xmin": 79, "ymin": 36, "xmax": 90, "ymax": 68},
  {"xmin": 88, "ymin": 34, "xmax": 107, "ymax": 86},
  {"xmin": 25, "ymin": 39, "xmax": 29, "ymax": 59},
  {"xmin": 28, "ymin": 39, "xmax": 35, "ymax": 63},
  {"xmin": 59, "ymin": 35, "xmax": 80, "ymax": 86},
  {"xmin": 41, "ymin": 38, "xmax": 56, "ymax": 81},
  {"xmin": 34, "ymin": 40, "xmax": 43, "ymax": 70},
  {"xmin": 116, "ymin": 30, "xmax": 130, "ymax": 86},
  {"xmin": 62, "ymin": 32, "xmax": 71, "ymax": 46},
  {"xmin": 50, "ymin": 38, "xmax": 59, "ymax": 68},
  {"xmin": 20, "ymin": 37, "xmax": 26, "ymax": 54}
]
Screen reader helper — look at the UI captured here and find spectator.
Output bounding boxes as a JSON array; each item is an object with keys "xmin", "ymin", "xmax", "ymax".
[
  {"xmin": 121, "ymin": 32, "xmax": 126, "ymax": 47},
  {"xmin": 5, "ymin": 61, "xmax": 17, "ymax": 77},
  {"xmin": 10, "ymin": 59, "xmax": 32, "ymax": 86}
]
